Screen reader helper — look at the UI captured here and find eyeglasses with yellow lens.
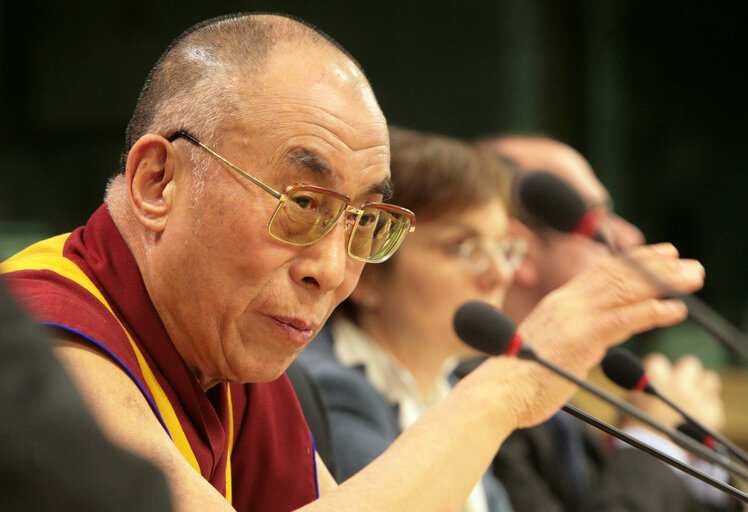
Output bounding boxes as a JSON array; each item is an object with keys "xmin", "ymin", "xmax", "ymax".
[{"xmin": 168, "ymin": 131, "xmax": 416, "ymax": 263}]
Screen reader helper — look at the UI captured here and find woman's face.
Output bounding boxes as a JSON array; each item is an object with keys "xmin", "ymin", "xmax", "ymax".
[{"xmin": 356, "ymin": 198, "xmax": 521, "ymax": 359}]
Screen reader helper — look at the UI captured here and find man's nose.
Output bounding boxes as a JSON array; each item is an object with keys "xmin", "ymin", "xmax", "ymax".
[{"xmin": 290, "ymin": 220, "xmax": 350, "ymax": 292}]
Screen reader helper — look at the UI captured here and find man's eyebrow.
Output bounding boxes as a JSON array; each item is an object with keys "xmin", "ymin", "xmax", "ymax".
[
  {"xmin": 288, "ymin": 148, "xmax": 333, "ymax": 176},
  {"xmin": 368, "ymin": 176, "xmax": 393, "ymax": 201},
  {"xmin": 289, "ymin": 147, "xmax": 393, "ymax": 201}
]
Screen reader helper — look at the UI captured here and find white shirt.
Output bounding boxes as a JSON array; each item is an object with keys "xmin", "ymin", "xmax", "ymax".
[{"xmin": 332, "ymin": 318, "xmax": 489, "ymax": 512}]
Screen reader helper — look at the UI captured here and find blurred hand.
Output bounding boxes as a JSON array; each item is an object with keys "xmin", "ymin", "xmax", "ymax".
[
  {"xmin": 623, "ymin": 353, "xmax": 725, "ymax": 433},
  {"xmin": 502, "ymin": 243, "xmax": 705, "ymax": 429},
  {"xmin": 608, "ymin": 213, "xmax": 645, "ymax": 250}
]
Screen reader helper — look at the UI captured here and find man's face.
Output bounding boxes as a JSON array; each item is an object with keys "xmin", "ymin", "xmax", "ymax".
[
  {"xmin": 534, "ymin": 228, "xmax": 612, "ymax": 294},
  {"xmin": 498, "ymin": 138, "xmax": 644, "ymax": 320},
  {"xmin": 532, "ymin": 156, "xmax": 644, "ymax": 294},
  {"xmin": 153, "ymin": 45, "xmax": 391, "ymax": 386}
]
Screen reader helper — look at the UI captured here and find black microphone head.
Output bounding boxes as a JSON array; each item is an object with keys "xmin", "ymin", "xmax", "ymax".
[
  {"xmin": 518, "ymin": 171, "xmax": 588, "ymax": 233},
  {"xmin": 601, "ymin": 347, "xmax": 651, "ymax": 392},
  {"xmin": 453, "ymin": 301, "xmax": 516, "ymax": 356},
  {"xmin": 677, "ymin": 422, "xmax": 710, "ymax": 445}
]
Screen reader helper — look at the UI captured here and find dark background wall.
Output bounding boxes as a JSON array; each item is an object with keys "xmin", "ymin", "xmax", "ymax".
[{"xmin": 1, "ymin": 1, "xmax": 745, "ymax": 364}]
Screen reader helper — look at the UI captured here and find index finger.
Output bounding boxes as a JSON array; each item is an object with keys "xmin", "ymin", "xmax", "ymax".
[{"xmin": 573, "ymin": 244, "xmax": 704, "ymax": 310}]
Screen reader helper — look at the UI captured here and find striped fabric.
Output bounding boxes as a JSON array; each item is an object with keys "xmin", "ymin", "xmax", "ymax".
[{"xmin": 1, "ymin": 205, "xmax": 318, "ymax": 511}]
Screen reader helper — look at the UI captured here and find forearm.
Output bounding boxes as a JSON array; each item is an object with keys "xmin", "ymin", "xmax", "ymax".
[
  {"xmin": 52, "ymin": 338, "xmax": 237, "ymax": 512},
  {"xmin": 300, "ymin": 356, "xmax": 559, "ymax": 511}
]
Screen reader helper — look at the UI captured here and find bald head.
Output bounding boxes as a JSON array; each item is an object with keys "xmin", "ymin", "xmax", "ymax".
[
  {"xmin": 106, "ymin": 13, "xmax": 390, "ymax": 386},
  {"xmin": 107, "ymin": 10, "xmax": 385, "ymax": 268},
  {"xmin": 488, "ymin": 135, "xmax": 644, "ymax": 250},
  {"xmin": 482, "ymin": 135, "xmax": 645, "ymax": 322},
  {"xmin": 120, "ymin": 13, "xmax": 367, "ymax": 172},
  {"xmin": 488, "ymin": 136, "xmax": 610, "ymax": 210}
]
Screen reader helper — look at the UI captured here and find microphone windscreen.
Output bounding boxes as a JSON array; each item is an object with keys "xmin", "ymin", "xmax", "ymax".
[
  {"xmin": 601, "ymin": 347, "xmax": 647, "ymax": 390},
  {"xmin": 677, "ymin": 422, "xmax": 710, "ymax": 444},
  {"xmin": 518, "ymin": 171, "xmax": 588, "ymax": 233},
  {"xmin": 453, "ymin": 301, "xmax": 516, "ymax": 356}
]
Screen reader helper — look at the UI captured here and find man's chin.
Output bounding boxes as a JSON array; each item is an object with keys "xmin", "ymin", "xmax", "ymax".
[
  {"xmin": 238, "ymin": 354, "xmax": 300, "ymax": 383},
  {"xmin": 259, "ymin": 367, "xmax": 292, "ymax": 383}
]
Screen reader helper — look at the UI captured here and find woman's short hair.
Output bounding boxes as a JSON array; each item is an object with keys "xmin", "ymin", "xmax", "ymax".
[{"xmin": 387, "ymin": 126, "xmax": 514, "ymax": 222}]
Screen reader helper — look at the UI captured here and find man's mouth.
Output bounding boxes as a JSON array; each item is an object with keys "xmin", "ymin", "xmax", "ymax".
[{"xmin": 269, "ymin": 315, "xmax": 317, "ymax": 344}]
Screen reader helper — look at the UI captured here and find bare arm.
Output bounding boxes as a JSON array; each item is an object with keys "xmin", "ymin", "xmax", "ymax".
[
  {"xmin": 54, "ymin": 243, "xmax": 703, "ymax": 511},
  {"xmin": 316, "ymin": 454, "xmax": 338, "ymax": 495},
  {"xmin": 53, "ymin": 336, "xmax": 237, "ymax": 512},
  {"xmin": 302, "ymin": 244, "xmax": 703, "ymax": 511}
]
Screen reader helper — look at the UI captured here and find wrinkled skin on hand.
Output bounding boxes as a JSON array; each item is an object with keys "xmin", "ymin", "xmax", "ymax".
[{"xmin": 501, "ymin": 243, "xmax": 705, "ymax": 429}]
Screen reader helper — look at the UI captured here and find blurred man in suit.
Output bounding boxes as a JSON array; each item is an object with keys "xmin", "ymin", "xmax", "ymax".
[{"xmin": 480, "ymin": 134, "xmax": 736, "ymax": 512}]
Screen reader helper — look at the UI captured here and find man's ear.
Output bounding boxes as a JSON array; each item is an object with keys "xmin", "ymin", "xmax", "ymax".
[
  {"xmin": 512, "ymin": 249, "xmax": 539, "ymax": 288},
  {"xmin": 508, "ymin": 220, "xmax": 540, "ymax": 288},
  {"xmin": 126, "ymin": 134, "xmax": 178, "ymax": 233}
]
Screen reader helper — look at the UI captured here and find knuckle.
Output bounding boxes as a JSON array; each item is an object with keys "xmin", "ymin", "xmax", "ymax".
[
  {"xmin": 603, "ymin": 271, "xmax": 637, "ymax": 305},
  {"xmin": 596, "ymin": 307, "xmax": 629, "ymax": 339},
  {"xmin": 651, "ymin": 299, "xmax": 681, "ymax": 327},
  {"xmin": 704, "ymin": 371, "xmax": 722, "ymax": 391},
  {"xmin": 675, "ymin": 354, "xmax": 702, "ymax": 372},
  {"xmin": 643, "ymin": 352, "xmax": 669, "ymax": 368}
]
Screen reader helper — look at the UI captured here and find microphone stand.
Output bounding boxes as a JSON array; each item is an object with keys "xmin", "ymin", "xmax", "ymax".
[
  {"xmin": 561, "ymin": 403, "xmax": 748, "ymax": 503},
  {"xmin": 518, "ymin": 171, "xmax": 748, "ymax": 361},
  {"xmin": 651, "ymin": 384, "xmax": 748, "ymax": 467},
  {"xmin": 603, "ymin": 348, "xmax": 748, "ymax": 466},
  {"xmin": 516, "ymin": 344, "xmax": 748, "ymax": 481}
]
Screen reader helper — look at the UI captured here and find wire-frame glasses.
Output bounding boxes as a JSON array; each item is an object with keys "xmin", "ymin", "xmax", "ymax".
[{"xmin": 168, "ymin": 131, "xmax": 416, "ymax": 263}]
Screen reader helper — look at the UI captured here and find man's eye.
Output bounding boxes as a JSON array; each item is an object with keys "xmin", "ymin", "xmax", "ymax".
[
  {"xmin": 292, "ymin": 195, "xmax": 316, "ymax": 210},
  {"xmin": 359, "ymin": 212, "xmax": 378, "ymax": 227}
]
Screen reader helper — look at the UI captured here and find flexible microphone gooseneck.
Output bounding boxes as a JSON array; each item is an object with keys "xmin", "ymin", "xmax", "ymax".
[
  {"xmin": 517, "ymin": 171, "xmax": 748, "ymax": 361},
  {"xmin": 517, "ymin": 171, "xmax": 607, "ymax": 244},
  {"xmin": 452, "ymin": 301, "xmax": 748, "ymax": 492},
  {"xmin": 561, "ymin": 403, "xmax": 745, "ymax": 502},
  {"xmin": 601, "ymin": 347, "xmax": 748, "ymax": 466},
  {"xmin": 678, "ymin": 422, "xmax": 722, "ymax": 452}
]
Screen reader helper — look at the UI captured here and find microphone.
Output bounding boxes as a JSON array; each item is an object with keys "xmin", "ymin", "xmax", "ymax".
[
  {"xmin": 601, "ymin": 347, "xmax": 656, "ymax": 393},
  {"xmin": 678, "ymin": 422, "xmax": 719, "ymax": 451},
  {"xmin": 517, "ymin": 170, "xmax": 748, "ymax": 361},
  {"xmin": 517, "ymin": 171, "xmax": 607, "ymax": 244},
  {"xmin": 452, "ymin": 301, "xmax": 748, "ymax": 492},
  {"xmin": 601, "ymin": 347, "xmax": 748, "ymax": 466}
]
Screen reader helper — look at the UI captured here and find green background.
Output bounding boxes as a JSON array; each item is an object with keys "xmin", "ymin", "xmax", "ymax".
[{"xmin": 1, "ymin": 1, "xmax": 745, "ymax": 365}]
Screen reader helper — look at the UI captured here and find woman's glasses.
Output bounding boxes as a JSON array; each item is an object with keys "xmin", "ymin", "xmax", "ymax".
[{"xmin": 446, "ymin": 236, "xmax": 528, "ymax": 276}]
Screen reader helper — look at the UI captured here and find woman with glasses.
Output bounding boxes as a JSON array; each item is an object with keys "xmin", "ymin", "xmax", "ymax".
[{"xmin": 297, "ymin": 126, "xmax": 525, "ymax": 512}]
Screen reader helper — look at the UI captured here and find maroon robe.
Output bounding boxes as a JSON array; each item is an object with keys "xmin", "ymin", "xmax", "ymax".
[{"xmin": 2, "ymin": 205, "xmax": 319, "ymax": 511}]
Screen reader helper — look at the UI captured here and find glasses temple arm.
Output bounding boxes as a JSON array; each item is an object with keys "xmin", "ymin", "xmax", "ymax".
[{"xmin": 170, "ymin": 131, "xmax": 282, "ymax": 199}]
